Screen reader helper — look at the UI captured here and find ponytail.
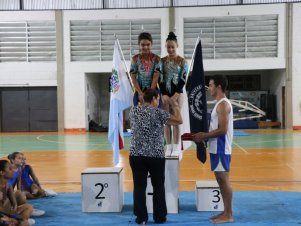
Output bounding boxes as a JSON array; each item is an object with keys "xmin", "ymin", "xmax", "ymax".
[{"xmin": 8, "ymin": 152, "xmax": 21, "ymax": 163}]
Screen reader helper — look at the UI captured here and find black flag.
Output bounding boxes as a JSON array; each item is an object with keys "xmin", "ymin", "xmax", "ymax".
[{"xmin": 186, "ymin": 40, "xmax": 208, "ymax": 163}]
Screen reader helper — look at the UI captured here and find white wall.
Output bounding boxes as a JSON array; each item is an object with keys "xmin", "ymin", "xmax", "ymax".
[
  {"xmin": 292, "ymin": 3, "xmax": 301, "ymax": 127},
  {"xmin": 0, "ymin": 11, "xmax": 57, "ymax": 87},
  {"xmin": 63, "ymin": 9, "xmax": 170, "ymax": 129},
  {"xmin": 175, "ymin": 4, "xmax": 286, "ymax": 71}
]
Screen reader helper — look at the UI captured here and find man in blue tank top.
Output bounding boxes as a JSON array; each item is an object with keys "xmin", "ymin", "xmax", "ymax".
[{"xmin": 193, "ymin": 75, "xmax": 234, "ymax": 224}]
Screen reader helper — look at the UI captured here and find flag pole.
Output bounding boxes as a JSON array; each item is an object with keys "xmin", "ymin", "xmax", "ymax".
[
  {"xmin": 186, "ymin": 31, "xmax": 208, "ymax": 90},
  {"xmin": 187, "ymin": 36, "xmax": 199, "ymax": 76},
  {"xmin": 187, "ymin": 30, "xmax": 202, "ymax": 82},
  {"xmin": 180, "ymin": 32, "xmax": 202, "ymax": 152},
  {"xmin": 114, "ymin": 34, "xmax": 134, "ymax": 91}
]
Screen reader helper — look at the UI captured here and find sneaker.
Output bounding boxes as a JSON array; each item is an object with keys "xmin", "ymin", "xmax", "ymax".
[
  {"xmin": 45, "ymin": 189, "xmax": 57, "ymax": 197},
  {"xmin": 165, "ymin": 144, "xmax": 172, "ymax": 157},
  {"xmin": 135, "ymin": 217, "xmax": 147, "ymax": 225},
  {"xmin": 28, "ymin": 218, "xmax": 35, "ymax": 225},
  {"xmin": 31, "ymin": 209, "xmax": 45, "ymax": 217},
  {"xmin": 171, "ymin": 144, "xmax": 181, "ymax": 157}
]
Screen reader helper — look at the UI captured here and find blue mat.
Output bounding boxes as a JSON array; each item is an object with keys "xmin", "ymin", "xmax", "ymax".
[
  {"xmin": 29, "ymin": 191, "xmax": 301, "ymax": 226},
  {"xmin": 234, "ymin": 130, "xmax": 250, "ymax": 136},
  {"xmin": 123, "ymin": 132, "xmax": 132, "ymax": 137}
]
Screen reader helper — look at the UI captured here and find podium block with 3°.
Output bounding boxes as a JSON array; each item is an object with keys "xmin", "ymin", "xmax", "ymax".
[
  {"xmin": 196, "ymin": 180, "xmax": 224, "ymax": 211},
  {"xmin": 81, "ymin": 167, "xmax": 123, "ymax": 212}
]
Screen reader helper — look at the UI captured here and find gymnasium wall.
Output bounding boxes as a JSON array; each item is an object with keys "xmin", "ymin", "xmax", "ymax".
[
  {"xmin": 292, "ymin": 3, "xmax": 301, "ymax": 128},
  {"xmin": 0, "ymin": 11, "xmax": 57, "ymax": 87},
  {"xmin": 175, "ymin": 4, "xmax": 286, "ymax": 72},
  {"xmin": 1, "ymin": 3, "xmax": 301, "ymax": 130}
]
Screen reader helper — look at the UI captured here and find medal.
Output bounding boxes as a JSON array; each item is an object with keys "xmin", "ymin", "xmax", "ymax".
[{"xmin": 141, "ymin": 53, "xmax": 151, "ymax": 74}]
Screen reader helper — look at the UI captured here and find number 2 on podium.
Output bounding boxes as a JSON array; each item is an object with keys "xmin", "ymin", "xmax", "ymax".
[{"xmin": 95, "ymin": 183, "xmax": 108, "ymax": 199}]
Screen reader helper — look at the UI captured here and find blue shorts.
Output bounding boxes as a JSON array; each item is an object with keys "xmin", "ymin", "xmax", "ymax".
[{"xmin": 210, "ymin": 153, "xmax": 231, "ymax": 172}]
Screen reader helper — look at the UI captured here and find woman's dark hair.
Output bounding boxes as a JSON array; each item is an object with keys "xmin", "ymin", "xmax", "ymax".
[
  {"xmin": 143, "ymin": 88, "xmax": 158, "ymax": 103},
  {"xmin": 8, "ymin": 152, "xmax": 21, "ymax": 162},
  {"xmin": 0, "ymin": 160, "xmax": 9, "ymax": 172},
  {"xmin": 138, "ymin": 32, "xmax": 153, "ymax": 44},
  {"xmin": 210, "ymin": 75, "xmax": 228, "ymax": 93},
  {"xmin": 166, "ymin": 32, "xmax": 177, "ymax": 42}
]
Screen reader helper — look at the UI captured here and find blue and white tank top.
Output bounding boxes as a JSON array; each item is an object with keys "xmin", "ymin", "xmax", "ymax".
[{"xmin": 208, "ymin": 98, "xmax": 233, "ymax": 155}]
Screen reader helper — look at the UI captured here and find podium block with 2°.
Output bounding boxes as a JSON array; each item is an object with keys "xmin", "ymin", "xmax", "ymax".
[{"xmin": 81, "ymin": 167, "xmax": 124, "ymax": 212}]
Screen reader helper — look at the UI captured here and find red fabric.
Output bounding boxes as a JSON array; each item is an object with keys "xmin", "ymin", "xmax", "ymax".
[
  {"xmin": 119, "ymin": 133, "xmax": 124, "ymax": 149},
  {"xmin": 181, "ymin": 133, "xmax": 195, "ymax": 141}
]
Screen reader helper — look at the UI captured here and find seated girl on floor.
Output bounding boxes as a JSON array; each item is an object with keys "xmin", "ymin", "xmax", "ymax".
[
  {"xmin": 8, "ymin": 152, "xmax": 46, "ymax": 217},
  {"xmin": 20, "ymin": 153, "xmax": 56, "ymax": 199},
  {"xmin": 7, "ymin": 152, "xmax": 27, "ymax": 205},
  {"xmin": 0, "ymin": 159, "xmax": 35, "ymax": 226}
]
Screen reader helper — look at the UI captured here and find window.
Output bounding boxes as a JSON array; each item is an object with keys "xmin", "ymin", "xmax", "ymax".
[
  {"xmin": 0, "ymin": 21, "xmax": 56, "ymax": 62},
  {"xmin": 184, "ymin": 15, "xmax": 278, "ymax": 59},
  {"xmin": 70, "ymin": 19, "xmax": 161, "ymax": 61}
]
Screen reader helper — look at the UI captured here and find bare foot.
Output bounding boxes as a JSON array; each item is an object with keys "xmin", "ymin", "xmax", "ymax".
[
  {"xmin": 210, "ymin": 212, "xmax": 224, "ymax": 220},
  {"xmin": 210, "ymin": 215, "xmax": 234, "ymax": 224},
  {"xmin": 32, "ymin": 188, "xmax": 38, "ymax": 195}
]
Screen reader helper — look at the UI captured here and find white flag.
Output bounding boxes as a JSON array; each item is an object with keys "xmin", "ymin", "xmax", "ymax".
[{"xmin": 108, "ymin": 41, "xmax": 133, "ymax": 165}]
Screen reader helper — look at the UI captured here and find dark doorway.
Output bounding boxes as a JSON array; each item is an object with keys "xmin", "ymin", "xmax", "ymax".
[{"xmin": 0, "ymin": 87, "xmax": 58, "ymax": 132}]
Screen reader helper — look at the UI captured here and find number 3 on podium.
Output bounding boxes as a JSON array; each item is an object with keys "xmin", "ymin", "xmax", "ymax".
[{"xmin": 212, "ymin": 189, "xmax": 221, "ymax": 203}]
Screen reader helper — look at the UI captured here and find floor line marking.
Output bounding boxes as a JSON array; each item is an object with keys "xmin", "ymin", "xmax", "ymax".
[
  {"xmin": 236, "ymin": 138, "xmax": 294, "ymax": 145},
  {"xmin": 36, "ymin": 135, "xmax": 108, "ymax": 146},
  {"xmin": 232, "ymin": 141, "xmax": 248, "ymax": 154}
]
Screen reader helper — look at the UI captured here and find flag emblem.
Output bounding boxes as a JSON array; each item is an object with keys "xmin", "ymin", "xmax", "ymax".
[
  {"xmin": 188, "ymin": 85, "xmax": 205, "ymax": 121},
  {"xmin": 110, "ymin": 69, "xmax": 120, "ymax": 93}
]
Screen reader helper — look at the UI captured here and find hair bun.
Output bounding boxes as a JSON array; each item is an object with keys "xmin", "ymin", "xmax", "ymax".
[{"xmin": 168, "ymin": 32, "xmax": 177, "ymax": 40}]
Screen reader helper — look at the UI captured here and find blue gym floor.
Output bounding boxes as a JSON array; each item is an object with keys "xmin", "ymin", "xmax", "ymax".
[{"xmin": 30, "ymin": 191, "xmax": 301, "ymax": 226}]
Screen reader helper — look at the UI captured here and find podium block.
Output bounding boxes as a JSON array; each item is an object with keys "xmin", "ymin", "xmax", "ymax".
[
  {"xmin": 196, "ymin": 180, "xmax": 224, "ymax": 211},
  {"xmin": 81, "ymin": 167, "xmax": 123, "ymax": 212},
  {"xmin": 146, "ymin": 155, "xmax": 179, "ymax": 213}
]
